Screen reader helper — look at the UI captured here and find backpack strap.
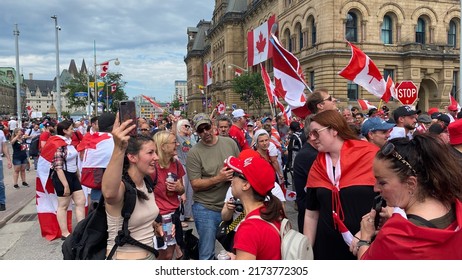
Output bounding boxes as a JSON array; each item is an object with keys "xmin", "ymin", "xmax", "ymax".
[
  {"xmin": 106, "ymin": 179, "xmax": 159, "ymax": 259},
  {"xmin": 247, "ymin": 215, "xmax": 281, "ymax": 237}
]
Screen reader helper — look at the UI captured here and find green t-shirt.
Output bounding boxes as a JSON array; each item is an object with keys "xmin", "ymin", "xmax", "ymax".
[{"xmin": 186, "ymin": 136, "xmax": 240, "ymax": 211}]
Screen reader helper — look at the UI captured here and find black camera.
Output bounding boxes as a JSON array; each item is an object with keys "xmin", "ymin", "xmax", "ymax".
[{"xmin": 232, "ymin": 198, "xmax": 244, "ymax": 212}]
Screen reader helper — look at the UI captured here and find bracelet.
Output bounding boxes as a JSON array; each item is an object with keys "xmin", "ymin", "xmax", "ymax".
[{"xmin": 357, "ymin": 239, "xmax": 371, "ymax": 248}]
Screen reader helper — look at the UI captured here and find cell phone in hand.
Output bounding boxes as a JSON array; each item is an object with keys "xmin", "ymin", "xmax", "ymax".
[
  {"xmin": 373, "ymin": 195, "xmax": 386, "ymax": 229},
  {"xmin": 118, "ymin": 100, "xmax": 138, "ymax": 136}
]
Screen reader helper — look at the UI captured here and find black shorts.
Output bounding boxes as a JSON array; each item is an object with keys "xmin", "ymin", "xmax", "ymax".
[{"xmin": 51, "ymin": 170, "xmax": 82, "ymax": 197}]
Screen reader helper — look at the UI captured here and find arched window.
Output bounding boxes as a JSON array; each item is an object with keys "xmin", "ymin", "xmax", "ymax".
[
  {"xmin": 346, "ymin": 12, "xmax": 358, "ymax": 42},
  {"xmin": 311, "ymin": 18, "xmax": 317, "ymax": 45},
  {"xmin": 285, "ymin": 30, "xmax": 292, "ymax": 52},
  {"xmin": 416, "ymin": 18, "xmax": 426, "ymax": 44},
  {"xmin": 448, "ymin": 20, "xmax": 457, "ymax": 47},
  {"xmin": 382, "ymin": 15, "xmax": 393, "ymax": 44},
  {"xmin": 296, "ymin": 23, "xmax": 303, "ymax": 51}
]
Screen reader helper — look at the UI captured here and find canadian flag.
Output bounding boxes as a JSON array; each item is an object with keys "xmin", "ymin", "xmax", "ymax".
[
  {"xmin": 36, "ymin": 136, "xmax": 73, "ymax": 240},
  {"xmin": 99, "ymin": 61, "xmax": 109, "ymax": 78},
  {"xmin": 357, "ymin": 99, "xmax": 377, "ymax": 111},
  {"xmin": 216, "ymin": 101, "xmax": 226, "ymax": 115},
  {"xmin": 270, "ymin": 33, "xmax": 311, "ymax": 119},
  {"xmin": 76, "ymin": 132, "xmax": 114, "ymax": 188},
  {"xmin": 142, "ymin": 95, "xmax": 163, "ymax": 110},
  {"xmin": 204, "ymin": 61, "xmax": 212, "ymax": 86},
  {"xmin": 450, "ymin": 95, "xmax": 461, "ymax": 111},
  {"xmin": 260, "ymin": 63, "xmax": 277, "ymax": 105},
  {"xmin": 234, "ymin": 68, "xmax": 243, "ymax": 77},
  {"xmin": 338, "ymin": 42, "xmax": 394, "ymax": 102},
  {"xmin": 26, "ymin": 105, "xmax": 33, "ymax": 117},
  {"xmin": 333, "ymin": 211, "xmax": 354, "ymax": 246},
  {"xmin": 110, "ymin": 83, "xmax": 117, "ymax": 93},
  {"xmin": 247, "ymin": 15, "xmax": 275, "ymax": 67}
]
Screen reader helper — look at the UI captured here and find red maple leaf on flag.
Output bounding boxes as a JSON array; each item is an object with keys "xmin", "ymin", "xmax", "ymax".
[
  {"xmin": 256, "ymin": 32, "xmax": 266, "ymax": 53},
  {"xmin": 273, "ymin": 77, "xmax": 286, "ymax": 99},
  {"xmin": 367, "ymin": 60, "xmax": 383, "ymax": 84},
  {"xmin": 208, "ymin": 67, "xmax": 212, "ymax": 79}
]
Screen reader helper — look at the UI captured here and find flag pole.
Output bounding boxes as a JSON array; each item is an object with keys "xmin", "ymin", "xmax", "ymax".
[
  {"xmin": 106, "ymin": 82, "xmax": 109, "ymax": 112},
  {"xmin": 378, "ymin": 99, "xmax": 383, "ymax": 111}
]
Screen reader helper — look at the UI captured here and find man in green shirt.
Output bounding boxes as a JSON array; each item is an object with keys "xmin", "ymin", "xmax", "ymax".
[{"xmin": 186, "ymin": 113, "xmax": 240, "ymax": 259}]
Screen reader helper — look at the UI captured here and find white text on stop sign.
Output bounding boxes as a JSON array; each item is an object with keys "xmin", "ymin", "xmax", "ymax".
[{"xmin": 397, "ymin": 88, "xmax": 417, "ymax": 98}]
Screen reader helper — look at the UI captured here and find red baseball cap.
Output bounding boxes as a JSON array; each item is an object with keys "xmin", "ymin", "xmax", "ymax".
[
  {"xmin": 224, "ymin": 155, "xmax": 275, "ymax": 196},
  {"xmin": 448, "ymin": 118, "xmax": 462, "ymax": 145},
  {"xmin": 428, "ymin": 107, "xmax": 439, "ymax": 115}
]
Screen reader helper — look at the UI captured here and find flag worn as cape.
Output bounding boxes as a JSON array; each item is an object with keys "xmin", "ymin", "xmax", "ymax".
[
  {"xmin": 362, "ymin": 201, "xmax": 462, "ymax": 260},
  {"xmin": 307, "ymin": 139, "xmax": 378, "ymax": 232},
  {"xmin": 76, "ymin": 132, "xmax": 113, "ymax": 168},
  {"xmin": 36, "ymin": 136, "xmax": 72, "ymax": 241}
]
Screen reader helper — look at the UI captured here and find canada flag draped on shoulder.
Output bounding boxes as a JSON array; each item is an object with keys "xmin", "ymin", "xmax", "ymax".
[{"xmin": 36, "ymin": 136, "xmax": 72, "ymax": 241}]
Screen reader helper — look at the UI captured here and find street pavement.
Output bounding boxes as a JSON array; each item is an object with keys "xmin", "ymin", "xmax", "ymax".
[{"xmin": 0, "ymin": 143, "xmax": 300, "ymax": 260}]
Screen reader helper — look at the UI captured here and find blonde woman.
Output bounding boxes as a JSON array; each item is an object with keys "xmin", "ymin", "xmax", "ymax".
[{"xmin": 152, "ymin": 131, "xmax": 186, "ymax": 259}]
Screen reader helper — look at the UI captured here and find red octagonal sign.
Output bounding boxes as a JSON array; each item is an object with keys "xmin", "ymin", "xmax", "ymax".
[{"xmin": 395, "ymin": 81, "xmax": 418, "ymax": 105}]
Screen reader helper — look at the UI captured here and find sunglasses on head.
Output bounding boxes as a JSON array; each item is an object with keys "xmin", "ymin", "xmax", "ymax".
[
  {"xmin": 309, "ymin": 126, "xmax": 330, "ymax": 138},
  {"xmin": 381, "ymin": 142, "xmax": 417, "ymax": 175},
  {"xmin": 197, "ymin": 124, "xmax": 212, "ymax": 133}
]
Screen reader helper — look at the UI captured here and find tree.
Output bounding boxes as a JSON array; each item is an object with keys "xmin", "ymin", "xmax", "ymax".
[
  {"xmin": 231, "ymin": 72, "xmax": 267, "ymax": 115},
  {"xmin": 63, "ymin": 72, "xmax": 128, "ymax": 113}
]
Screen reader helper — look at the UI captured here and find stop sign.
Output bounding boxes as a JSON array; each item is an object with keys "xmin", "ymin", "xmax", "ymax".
[{"xmin": 395, "ymin": 81, "xmax": 418, "ymax": 105}]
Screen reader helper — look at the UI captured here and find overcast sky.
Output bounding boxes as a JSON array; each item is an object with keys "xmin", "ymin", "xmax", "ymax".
[{"xmin": 0, "ymin": 0, "xmax": 214, "ymax": 102}]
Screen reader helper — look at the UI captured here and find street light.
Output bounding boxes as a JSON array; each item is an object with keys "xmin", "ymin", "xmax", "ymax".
[
  {"xmin": 93, "ymin": 48, "xmax": 119, "ymax": 116},
  {"xmin": 51, "ymin": 15, "xmax": 61, "ymax": 120},
  {"xmin": 13, "ymin": 24, "xmax": 22, "ymax": 127},
  {"xmin": 227, "ymin": 63, "xmax": 248, "ymax": 73}
]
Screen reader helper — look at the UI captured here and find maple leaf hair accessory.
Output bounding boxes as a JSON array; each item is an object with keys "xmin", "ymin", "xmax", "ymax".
[{"xmin": 224, "ymin": 155, "xmax": 275, "ymax": 197}]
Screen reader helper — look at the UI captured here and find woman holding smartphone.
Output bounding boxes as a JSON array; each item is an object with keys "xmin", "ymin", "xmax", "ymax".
[
  {"xmin": 152, "ymin": 130, "xmax": 185, "ymax": 259},
  {"xmin": 10, "ymin": 128, "xmax": 29, "ymax": 189}
]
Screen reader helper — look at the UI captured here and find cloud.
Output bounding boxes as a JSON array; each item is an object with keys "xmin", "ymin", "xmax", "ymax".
[{"xmin": 0, "ymin": 0, "xmax": 213, "ymax": 102}]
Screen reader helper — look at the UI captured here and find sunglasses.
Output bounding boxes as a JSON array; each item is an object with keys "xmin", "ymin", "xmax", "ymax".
[
  {"xmin": 140, "ymin": 128, "xmax": 149, "ymax": 132},
  {"xmin": 381, "ymin": 142, "xmax": 417, "ymax": 175},
  {"xmin": 184, "ymin": 125, "xmax": 191, "ymax": 128},
  {"xmin": 309, "ymin": 126, "xmax": 330, "ymax": 138},
  {"xmin": 196, "ymin": 124, "xmax": 212, "ymax": 134},
  {"xmin": 233, "ymin": 172, "xmax": 247, "ymax": 181},
  {"xmin": 323, "ymin": 96, "xmax": 333, "ymax": 102}
]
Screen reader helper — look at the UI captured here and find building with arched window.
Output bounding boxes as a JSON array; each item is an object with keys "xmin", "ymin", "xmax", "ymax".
[{"xmin": 185, "ymin": 0, "xmax": 461, "ymax": 116}]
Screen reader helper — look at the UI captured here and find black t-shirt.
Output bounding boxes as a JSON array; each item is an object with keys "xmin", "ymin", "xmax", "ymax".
[
  {"xmin": 305, "ymin": 185, "xmax": 376, "ymax": 260},
  {"xmin": 12, "ymin": 140, "xmax": 28, "ymax": 161}
]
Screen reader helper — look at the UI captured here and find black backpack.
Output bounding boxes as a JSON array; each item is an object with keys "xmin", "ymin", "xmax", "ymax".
[
  {"xmin": 62, "ymin": 176, "xmax": 159, "ymax": 260},
  {"xmin": 28, "ymin": 137, "xmax": 40, "ymax": 157}
]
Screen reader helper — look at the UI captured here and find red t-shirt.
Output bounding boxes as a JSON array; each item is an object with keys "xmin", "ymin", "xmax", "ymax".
[
  {"xmin": 229, "ymin": 124, "xmax": 250, "ymax": 150},
  {"xmin": 152, "ymin": 160, "xmax": 185, "ymax": 215},
  {"xmin": 233, "ymin": 207, "xmax": 281, "ymax": 260},
  {"xmin": 39, "ymin": 131, "xmax": 51, "ymax": 151}
]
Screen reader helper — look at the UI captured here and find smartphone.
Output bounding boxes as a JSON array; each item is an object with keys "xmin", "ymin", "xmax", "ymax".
[
  {"xmin": 373, "ymin": 195, "xmax": 386, "ymax": 229},
  {"xmin": 118, "ymin": 100, "xmax": 138, "ymax": 136}
]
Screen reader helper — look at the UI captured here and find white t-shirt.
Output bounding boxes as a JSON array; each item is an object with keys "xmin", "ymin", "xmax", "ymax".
[
  {"xmin": 8, "ymin": 119, "xmax": 17, "ymax": 131},
  {"xmin": 25, "ymin": 128, "xmax": 41, "ymax": 144},
  {"xmin": 0, "ymin": 130, "xmax": 5, "ymax": 157}
]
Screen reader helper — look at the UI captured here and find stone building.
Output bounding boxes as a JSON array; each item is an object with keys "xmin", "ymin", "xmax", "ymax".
[{"xmin": 185, "ymin": 0, "xmax": 461, "ymax": 116}]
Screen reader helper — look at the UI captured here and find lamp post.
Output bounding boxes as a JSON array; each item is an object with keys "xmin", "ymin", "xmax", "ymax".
[
  {"xmin": 93, "ymin": 42, "xmax": 119, "ymax": 116},
  {"xmin": 51, "ymin": 15, "xmax": 61, "ymax": 120},
  {"xmin": 13, "ymin": 24, "xmax": 22, "ymax": 127},
  {"xmin": 227, "ymin": 63, "xmax": 248, "ymax": 75}
]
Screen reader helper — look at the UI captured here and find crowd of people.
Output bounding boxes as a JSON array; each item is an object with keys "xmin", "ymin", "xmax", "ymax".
[{"xmin": 1, "ymin": 88, "xmax": 462, "ymax": 260}]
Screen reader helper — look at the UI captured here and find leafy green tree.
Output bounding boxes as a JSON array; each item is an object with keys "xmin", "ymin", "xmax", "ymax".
[
  {"xmin": 63, "ymin": 72, "xmax": 128, "ymax": 113},
  {"xmin": 170, "ymin": 99, "xmax": 180, "ymax": 110},
  {"xmin": 231, "ymin": 72, "xmax": 267, "ymax": 115}
]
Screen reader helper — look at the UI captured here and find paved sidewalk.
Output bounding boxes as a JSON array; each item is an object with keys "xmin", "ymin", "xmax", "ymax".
[{"xmin": 0, "ymin": 144, "xmax": 36, "ymax": 229}]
